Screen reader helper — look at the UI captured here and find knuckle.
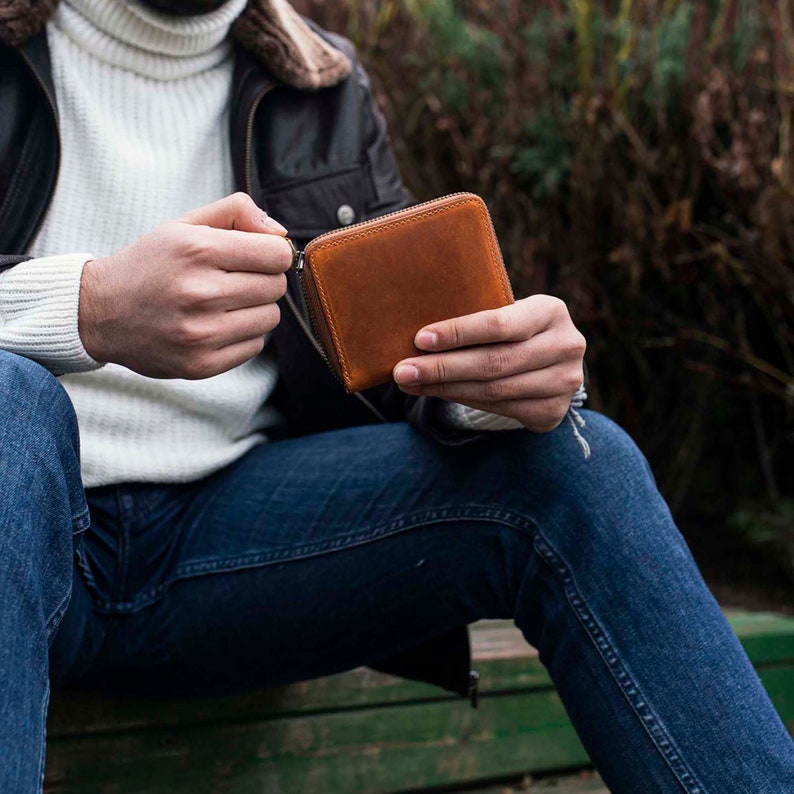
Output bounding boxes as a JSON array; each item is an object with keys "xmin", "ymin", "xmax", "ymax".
[
  {"xmin": 262, "ymin": 302, "xmax": 281, "ymax": 332},
  {"xmin": 173, "ymin": 318, "xmax": 210, "ymax": 348},
  {"xmin": 181, "ymin": 228, "xmax": 216, "ymax": 265},
  {"xmin": 546, "ymin": 295, "xmax": 568, "ymax": 316},
  {"xmin": 231, "ymin": 191, "xmax": 254, "ymax": 212},
  {"xmin": 276, "ymin": 238, "xmax": 293, "ymax": 271},
  {"xmin": 483, "ymin": 347, "xmax": 510, "ymax": 377},
  {"xmin": 562, "ymin": 335, "xmax": 585, "ymax": 359},
  {"xmin": 432, "ymin": 356, "xmax": 448, "ymax": 383},
  {"xmin": 442, "ymin": 322, "xmax": 461, "ymax": 350},
  {"xmin": 175, "ymin": 277, "xmax": 212, "ymax": 307},
  {"xmin": 273, "ymin": 272, "xmax": 288, "ymax": 299},
  {"xmin": 182, "ymin": 354, "xmax": 216, "ymax": 380},
  {"xmin": 249, "ymin": 336, "xmax": 267, "ymax": 357},
  {"xmin": 486, "ymin": 310, "xmax": 508, "ymax": 338},
  {"xmin": 483, "ymin": 379, "xmax": 504, "ymax": 401},
  {"xmin": 566, "ymin": 369, "xmax": 585, "ymax": 391},
  {"xmin": 527, "ymin": 398, "xmax": 566, "ymax": 432}
]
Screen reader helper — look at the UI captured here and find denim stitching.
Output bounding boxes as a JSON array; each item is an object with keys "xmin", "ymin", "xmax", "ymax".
[
  {"xmin": 94, "ymin": 504, "xmax": 536, "ymax": 614},
  {"xmin": 71, "ymin": 507, "xmax": 91, "ymax": 534},
  {"xmin": 45, "ymin": 587, "xmax": 73, "ymax": 641},
  {"xmin": 532, "ymin": 533, "xmax": 707, "ymax": 794}
]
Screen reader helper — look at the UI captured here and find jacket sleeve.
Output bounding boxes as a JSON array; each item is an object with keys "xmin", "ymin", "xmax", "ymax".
[{"xmin": 0, "ymin": 252, "xmax": 104, "ymax": 374}]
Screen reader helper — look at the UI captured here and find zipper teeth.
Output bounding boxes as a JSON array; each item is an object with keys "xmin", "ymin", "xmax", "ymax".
[
  {"xmin": 295, "ymin": 268, "xmax": 343, "ymax": 383},
  {"xmin": 284, "ymin": 289, "xmax": 337, "ymax": 376},
  {"xmin": 284, "ymin": 287, "xmax": 387, "ymax": 422},
  {"xmin": 304, "ymin": 191, "xmax": 475, "ymax": 251},
  {"xmin": 244, "ymin": 88, "xmax": 273, "ymax": 196}
]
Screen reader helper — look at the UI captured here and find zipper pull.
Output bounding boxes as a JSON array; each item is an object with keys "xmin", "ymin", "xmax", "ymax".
[
  {"xmin": 468, "ymin": 670, "xmax": 480, "ymax": 709},
  {"xmin": 286, "ymin": 238, "xmax": 305, "ymax": 272}
]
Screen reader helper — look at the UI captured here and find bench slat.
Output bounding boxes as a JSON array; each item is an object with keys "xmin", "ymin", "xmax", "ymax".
[{"xmin": 44, "ymin": 611, "xmax": 794, "ymax": 793}]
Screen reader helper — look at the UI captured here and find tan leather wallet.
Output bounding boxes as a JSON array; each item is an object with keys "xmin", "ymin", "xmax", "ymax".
[{"xmin": 289, "ymin": 192, "xmax": 514, "ymax": 393}]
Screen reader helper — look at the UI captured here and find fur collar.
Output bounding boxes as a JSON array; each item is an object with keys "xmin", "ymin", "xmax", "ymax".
[{"xmin": 0, "ymin": 0, "xmax": 352, "ymax": 89}]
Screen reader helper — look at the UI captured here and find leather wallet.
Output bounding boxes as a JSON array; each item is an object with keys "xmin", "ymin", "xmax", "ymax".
[{"xmin": 290, "ymin": 192, "xmax": 514, "ymax": 393}]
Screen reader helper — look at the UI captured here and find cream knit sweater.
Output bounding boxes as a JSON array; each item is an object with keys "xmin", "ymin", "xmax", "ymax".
[{"xmin": 0, "ymin": 0, "xmax": 521, "ymax": 488}]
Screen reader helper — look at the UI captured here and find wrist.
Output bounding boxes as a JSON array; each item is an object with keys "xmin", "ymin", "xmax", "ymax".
[{"xmin": 78, "ymin": 258, "xmax": 110, "ymax": 363}]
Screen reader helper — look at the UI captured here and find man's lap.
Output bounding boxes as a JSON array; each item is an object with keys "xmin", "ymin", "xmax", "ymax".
[{"xmin": 49, "ymin": 414, "xmax": 623, "ymax": 694}]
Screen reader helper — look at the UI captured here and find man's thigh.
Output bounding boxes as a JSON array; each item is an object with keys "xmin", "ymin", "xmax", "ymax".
[{"xmin": 55, "ymin": 422, "xmax": 559, "ymax": 694}]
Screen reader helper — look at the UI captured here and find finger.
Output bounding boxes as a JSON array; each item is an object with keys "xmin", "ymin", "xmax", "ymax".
[
  {"xmin": 394, "ymin": 338, "xmax": 572, "ymax": 385},
  {"xmin": 395, "ymin": 368, "xmax": 576, "ymax": 404},
  {"xmin": 218, "ymin": 272, "xmax": 288, "ymax": 311},
  {"xmin": 183, "ymin": 337, "xmax": 266, "ymax": 380},
  {"xmin": 415, "ymin": 296, "xmax": 567, "ymax": 351},
  {"xmin": 437, "ymin": 396, "xmax": 569, "ymax": 433},
  {"xmin": 194, "ymin": 227, "xmax": 293, "ymax": 274},
  {"xmin": 180, "ymin": 192, "xmax": 288, "ymax": 236},
  {"xmin": 214, "ymin": 303, "xmax": 281, "ymax": 348}
]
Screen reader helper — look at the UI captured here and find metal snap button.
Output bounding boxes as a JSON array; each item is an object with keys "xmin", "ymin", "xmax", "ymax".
[{"xmin": 336, "ymin": 204, "xmax": 356, "ymax": 226}]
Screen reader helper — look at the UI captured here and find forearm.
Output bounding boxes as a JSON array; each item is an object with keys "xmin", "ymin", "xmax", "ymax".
[{"xmin": 0, "ymin": 254, "xmax": 103, "ymax": 375}]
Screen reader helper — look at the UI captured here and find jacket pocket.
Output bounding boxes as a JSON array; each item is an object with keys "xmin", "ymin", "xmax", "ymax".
[{"xmin": 260, "ymin": 164, "xmax": 375, "ymax": 243}]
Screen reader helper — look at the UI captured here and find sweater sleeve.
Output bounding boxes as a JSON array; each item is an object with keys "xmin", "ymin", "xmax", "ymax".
[
  {"xmin": 434, "ymin": 383, "xmax": 591, "ymax": 458},
  {"xmin": 436, "ymin": 401, "xmax": 525, "ymax": 432},
  {"xmin": 0, "ymin": 254, "xmax": 103, "ymax": 375}
]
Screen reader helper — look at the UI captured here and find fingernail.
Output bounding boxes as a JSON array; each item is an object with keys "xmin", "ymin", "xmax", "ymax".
[
  {"xmin": 262, "ymin": 214, "xmax": 288, "ymax": 234},
  {"xmin": 394, "ymin": 364, "xmax": 420, "ymax": 384},
  {"xmin": 415, "ymin": 331, "xmax": 438, "ymax": 350}
]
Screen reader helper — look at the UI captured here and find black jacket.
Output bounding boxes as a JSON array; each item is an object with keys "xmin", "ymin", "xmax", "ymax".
[{"xmin": 0, "ymin": 27, "xmax": 480, "ymax": 702}]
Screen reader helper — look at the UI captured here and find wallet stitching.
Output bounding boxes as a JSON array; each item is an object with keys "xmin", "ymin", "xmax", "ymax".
[
  {"xmin": 313, "ymin": 265, "xmax": 353, "ymax": 386},
  {"xmin": 311, "ymin": 196, "xmax": 512, "ymax": 389}
]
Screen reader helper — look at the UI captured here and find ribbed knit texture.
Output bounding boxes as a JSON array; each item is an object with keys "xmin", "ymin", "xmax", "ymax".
[
  {"xmin": 0, "ymin": 0, "xmax": 520, "ymax": 488},
  {"xmin": 0, "ymin": 0, "xmax": 283, "ymax": 487}
]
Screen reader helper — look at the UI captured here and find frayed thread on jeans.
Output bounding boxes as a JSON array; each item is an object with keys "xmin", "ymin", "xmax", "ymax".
[{"xmin": 567, "ymin": 384, "xmax": 591, "ymax": 459}]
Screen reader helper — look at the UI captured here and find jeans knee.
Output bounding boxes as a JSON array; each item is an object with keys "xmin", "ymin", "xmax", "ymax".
[
  {"xmin": 495, "ymin": 411, "xmax": 684, "ymax": 568},
  {"xmin": 0, "ymin": 350, "xmax": 79, "ymax": 452}
]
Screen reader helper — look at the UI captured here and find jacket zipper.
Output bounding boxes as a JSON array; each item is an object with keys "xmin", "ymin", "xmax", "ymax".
[
  {"xmin": 244, "ymin": 86, "xmax": 273, "ymax": 197},
  {"xmin": 4, "ymin": 49, "xmax": 61, "ymax": 246}
]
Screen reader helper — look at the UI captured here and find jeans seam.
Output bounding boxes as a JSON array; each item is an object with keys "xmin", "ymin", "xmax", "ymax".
[
  {"xmin": 71, "ymin": 506, "xmax": 91, "ymax": 534},
  {"xmin": 37, "ymin": 679, "xmax": 50, "ymax": 793},
  {"xmin": 93, "ymin": 504, "xmax": 537, "ymax": 614},
  {"xmin": 532, "ymin": 532, "xmax": 707, "ymax": 794}
]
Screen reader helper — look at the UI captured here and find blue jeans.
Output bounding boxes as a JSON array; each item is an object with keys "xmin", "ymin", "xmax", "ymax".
[{"xmin": 2, "ymin": 350, "xmax": 793, "ymax": 793}]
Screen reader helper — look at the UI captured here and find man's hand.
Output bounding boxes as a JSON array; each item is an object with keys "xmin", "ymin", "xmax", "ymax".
[
  {"xmin": 78, "ymin": 193, "xmax": 292, "ymax": 379},
  {"xmin": 393, "ymin": 296, "xmax": 586, "ymax": 432}
]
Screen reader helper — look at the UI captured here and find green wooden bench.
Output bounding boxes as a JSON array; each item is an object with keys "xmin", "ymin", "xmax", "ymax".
[{"xmin": 44, "ymin": 611, "xmax": 794, "ymax": 793}]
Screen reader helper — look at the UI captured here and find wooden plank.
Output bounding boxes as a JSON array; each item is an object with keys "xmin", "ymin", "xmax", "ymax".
[
  {"xmin": 44, "ymin": 666, "xmax": 794, "ymax": 793},
  {"xmin": 48, "ymin": 612, "xmax": 794, "ymax": 739},
  {"xmin": 44, "ymin": 611, "xmax": 794, "ymax": 793},
  {"xmin": 47, "ymin": 622, "xmax": 549, "ymax": 740},
  {"xmin": 45, "ymin": 691, "xmax": 590, "ymax": 794},
  {"xmin": 729, "ymin": 613, "xmax": 794, "ymax": 664}
]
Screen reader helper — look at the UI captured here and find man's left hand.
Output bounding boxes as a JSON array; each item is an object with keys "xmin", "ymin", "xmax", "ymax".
[{"xmin": 393, "ymin": 296, "xmax": 586, "ymax": 433}]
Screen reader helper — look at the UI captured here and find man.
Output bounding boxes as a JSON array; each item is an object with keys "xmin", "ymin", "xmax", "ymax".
[{"xmin": 1, "ymin": 1, "xmax": 792, "ymax": 791}]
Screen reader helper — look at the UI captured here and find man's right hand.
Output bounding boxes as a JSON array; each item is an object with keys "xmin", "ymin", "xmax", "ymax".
[{"xmin": 78, "ymin": 193, "xmax": 292, "ymax": 379}]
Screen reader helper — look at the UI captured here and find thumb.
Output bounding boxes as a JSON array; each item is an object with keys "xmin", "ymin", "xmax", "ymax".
[{"xmin": 179, "ymin": 192, "xmax": 288, "ymax": 236}]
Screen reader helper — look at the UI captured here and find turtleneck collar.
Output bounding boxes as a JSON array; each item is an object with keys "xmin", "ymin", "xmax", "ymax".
[{"xmin": 51, "ymin": 0, "xmax": 248, "ymax": 79}]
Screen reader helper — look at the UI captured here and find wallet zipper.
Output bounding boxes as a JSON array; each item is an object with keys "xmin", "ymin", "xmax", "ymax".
[
  {"xmin": 292, "ymin": 191, "xmax": 475, "ymax": 260},
  {"xmin": 285, "ymin": 241, "xmax": 387, "ymax": 422}
]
